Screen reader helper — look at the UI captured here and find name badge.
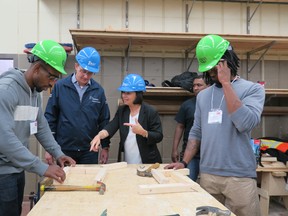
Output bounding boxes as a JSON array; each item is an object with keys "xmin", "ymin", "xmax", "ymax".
[
  {"xmin": 208, "ymin": 109, "xmax": 223, "ymax": 124},
  {"xmin": 30, "ymin": 121, "xmax": 38, "ymax": 135}
]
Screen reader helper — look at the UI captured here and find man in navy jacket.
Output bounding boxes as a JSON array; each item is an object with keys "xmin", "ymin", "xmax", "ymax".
[{"xmin": 45, "ymin": 47, "xmax": 110, "ymax": 164}]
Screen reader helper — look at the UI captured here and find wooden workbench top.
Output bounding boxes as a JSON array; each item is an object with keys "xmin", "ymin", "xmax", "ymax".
[{"xmin": 28, "ymin": 164, "xmax": 234, "ymax": 216}]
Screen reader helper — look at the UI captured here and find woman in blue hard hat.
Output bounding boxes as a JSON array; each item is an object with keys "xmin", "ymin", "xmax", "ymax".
[
  {"xmin": 45, "ymin": 47, "xmax": 110, "ymax": 164},
  {"xmin": 90, "ymin": 74, "xmax": 163, "ymax": 164}
]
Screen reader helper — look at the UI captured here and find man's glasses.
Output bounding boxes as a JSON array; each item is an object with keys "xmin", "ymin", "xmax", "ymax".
[
  {"xmin": 41, "ymin": 64, "xmax": 59, "ymax": 81},
  {"xmin": 78, "ymin": 66, "xmax": 93, "ymax": 76}
]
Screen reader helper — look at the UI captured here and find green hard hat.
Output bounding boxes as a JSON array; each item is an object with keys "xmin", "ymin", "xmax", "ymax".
[
  {"xmin": 31, "ymin": 40, "xmax": 67, "ymax": 74},
  {"xmin": 196, "ymin": 34, "xmax": 230, "ymax": 73}
]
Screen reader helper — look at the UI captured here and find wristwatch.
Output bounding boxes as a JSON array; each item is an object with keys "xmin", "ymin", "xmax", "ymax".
[{"xmin": 180, "ymin": 160, "xmax": 188, "ymax": 168}]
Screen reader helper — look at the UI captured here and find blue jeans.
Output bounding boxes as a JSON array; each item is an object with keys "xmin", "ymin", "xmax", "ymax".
[
  {"xmin": 187, "ymin": 157, "xmax": 200, "ymax": 181},
  {"xmin": 63, "ymin": 150, "xmax": 99, "ymax": 164},
  {"xmin": 0, "ymin": 171, "xmax": 25, "ymax": 216}
]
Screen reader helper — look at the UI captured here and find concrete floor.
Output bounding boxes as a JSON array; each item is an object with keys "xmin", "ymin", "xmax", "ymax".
[{"xmin": 21, "ymin": 196, "xmax": 288, "ymax": 216}]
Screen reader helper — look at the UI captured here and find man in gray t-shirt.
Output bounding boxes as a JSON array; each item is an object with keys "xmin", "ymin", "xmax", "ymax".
[{"xmin": 166, "ymin": 34, "xmax": 265, "ymax": 216}]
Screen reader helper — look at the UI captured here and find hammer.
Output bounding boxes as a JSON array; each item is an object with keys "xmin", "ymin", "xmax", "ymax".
[
  {"xmin": 196, "ymin": 206, "xmax": 231, "ymax": 216},
  {"xmin": 137, "ymin": 163, "xmax": 160, "ymax": 177},
  {"xmin": 41, "ymin": 181, "xmax": 106, "ymax": 194}
]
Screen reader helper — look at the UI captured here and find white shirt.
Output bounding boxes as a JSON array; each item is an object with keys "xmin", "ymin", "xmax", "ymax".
[{"xmin": 124, "ymin": 113, "xmax": 142, "ymax": 164}]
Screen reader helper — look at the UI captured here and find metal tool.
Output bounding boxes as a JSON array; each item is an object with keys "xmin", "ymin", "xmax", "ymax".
[
  {"xmin": 196, "ymin": 206, "xmax": 231, "ymax": 216},
  {"xmin": 100, "ymin": 209, "xmax": 107, "ymax": 216},
  {"xmin": 137, "ymin": 163, "xmax": 160, "ymax": 177}
]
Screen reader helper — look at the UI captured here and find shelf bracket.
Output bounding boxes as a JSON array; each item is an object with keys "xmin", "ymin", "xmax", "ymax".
[
  {"xmin": 184, "ymin": 44, "xmax": 197, "ymax": 71},
  {"xmin": 124, "ymin": 38, "xmax": 132, "ymax": 72},
  {"xmin": 185, "ymin": 0, "xmax": 196, "ymax": 32},
  {"xmin": 246, "ymin": 41, "xmax": 276, "ymax": 73},
  {"xmin": 77, "ymin": 0, "xmax": 80, "ymax": 29},
  {"xmin": 246, "ymin": 0, "xmax": 262, "ymax": 34},
  {"xmin": 125, "ymin": 0, "xmax": 129, "ymax": 28}
]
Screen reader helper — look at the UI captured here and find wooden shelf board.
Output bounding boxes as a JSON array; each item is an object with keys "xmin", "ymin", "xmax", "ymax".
[
  {"xmin": 141, "ymin": 87, "xmax": 288, "ymax": 115},
  {"xmin": 70, "ymin": 30, "xmax": 288, "ymax": 57}
]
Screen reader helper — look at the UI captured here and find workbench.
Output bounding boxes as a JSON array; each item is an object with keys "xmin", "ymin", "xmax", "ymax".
[
  {"xmin": 257, "ymin": 161, "xmax": 288, "ymax": 216},
  {"xmin": 28, "ymin": 164, "xmax": 234, "ymax": 216}
]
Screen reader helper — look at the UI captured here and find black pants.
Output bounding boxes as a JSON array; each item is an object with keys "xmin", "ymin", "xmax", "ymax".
[
  {"xmin": 0, "ymin": 171, "xmax": 25, "ymax": 216},
  {"xmin": 62, "ymin": 150, "xmax": 99, "ymax": 164}
]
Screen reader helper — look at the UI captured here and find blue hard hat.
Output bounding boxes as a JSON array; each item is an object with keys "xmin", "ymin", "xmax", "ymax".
[
  {"xmin": 118, "ymin": 74, "xmax": 146, "ymax": 92},
  {"xmin": 76, "ymin": 47, "xmax": 100, "ymax": 73}
]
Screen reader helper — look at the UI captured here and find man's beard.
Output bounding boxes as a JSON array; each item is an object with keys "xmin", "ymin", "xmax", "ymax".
[
  {"xmin": 215, "ymin": 80, "xmax": 222, "ymax": 88},
  {"xmin": 35, "ymin": 86, "xmax": 43, "ymax": 92}
]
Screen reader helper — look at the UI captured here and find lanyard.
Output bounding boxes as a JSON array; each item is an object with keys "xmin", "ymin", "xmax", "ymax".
[{"xmin": 210, "ymin": 76, "xmax": 239, "ymax": 110}]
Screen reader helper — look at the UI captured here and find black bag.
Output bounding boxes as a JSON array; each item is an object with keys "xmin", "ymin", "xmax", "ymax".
[{"xmin": 162, "ymin": 71, "xmax": 198, "ymax": 92}]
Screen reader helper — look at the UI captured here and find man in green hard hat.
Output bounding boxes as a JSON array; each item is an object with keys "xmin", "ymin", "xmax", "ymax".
[
  {"xmin": 0, "ymin": 39, "xmax": 76, "ymax": 216},
  {"xmin": 166, "ymin": 35, "xmax": 265, "ymax": 216}
]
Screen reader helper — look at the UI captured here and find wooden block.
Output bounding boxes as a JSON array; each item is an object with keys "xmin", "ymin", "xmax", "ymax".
[
  {"xmin": 53, "ymin": 166, "xmax": 71, "ymax": 185},
  {"xmin": 151, "ymin": 169, "xmax": 169, "ymax": 184},
  {"xmin": 100, "ymin": 162, "xmax": 127, "ymax": 170},
  {"xmin": 169, "ymin": 171, "xmax": 192, "ymax": 183},
  {"xmin": 94, "ymin": 168, "xmax": 107, "ymax": 182},
  {"xmin": 271, "ymin": 162, "xmax": 286, "ymax": 168},
  {"xmin": 138, "ymin": 183, "xmax": 196, "ymax": 195},
  {"xmin": 272, "ymin": 171, "xmax": 287, "ymax": 177},
  {"xmin": 260, "ymin": 161, "xmax": 286, "ymax": 169},
  {"xmin": 261, "ymin": 157, "xmax": 277, "ymax": 162},
  {"xmin": 162, "ymin": 168, "xmax": 190, "ymax": 176}
]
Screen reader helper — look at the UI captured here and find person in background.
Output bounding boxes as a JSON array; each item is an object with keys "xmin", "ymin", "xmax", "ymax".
[
  {"xmin": 165, "ymin": 34, "xmax": 265, "ymax": 216},
  {"xmin": 90, "ymin": 74, "xmax": 163, "ymax": 164},
  {"xmin": 0, "ymin": 40, "xmax": 76, "ymax": 216},
  {"xmin": 171, "ymin": 75, "xmax": 209, "ymax": 181},
  {"xmin": 45, "ymin": 47, "xmax": 110, "ymax": 164}
]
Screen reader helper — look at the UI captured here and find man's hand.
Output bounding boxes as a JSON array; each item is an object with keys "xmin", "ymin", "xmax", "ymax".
[
  {"xmin": 44, "ymin": 164, "xmax": 67, "ymax": 183},
  {"xmin": 171, "ymin": 150, "xmax": 179, "ymax": 162},
  {"xmin": 57, "ymin": 155, "xmax": 76, "ymax": 168},
  {"xmin": 99, "ymin": 148, "xmax": 109, "ymax": 164},
  {"xmin": 45, "ymin": 152, "xmax": 54, "ymax": 165},
  {"xmin": 90, "ymin": 135, "xmax": 101, "ymax": 152},
  {"xmin": 216, "ymin": 60, "xmax": 231, "ymax": 85},
  {"xmin": 164, "ymin": 162, "xmax": 185, "ymax": 170}
]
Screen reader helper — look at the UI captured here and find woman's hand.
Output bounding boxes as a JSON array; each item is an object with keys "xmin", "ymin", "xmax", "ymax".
[{"xmin": 124, "ymin": 118, "xmax": 148, "ymax": 137}]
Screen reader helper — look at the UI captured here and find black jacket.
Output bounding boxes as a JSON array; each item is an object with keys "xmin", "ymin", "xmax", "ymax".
[{"xmin": 105, "ymin": 102, "xmax": 163, "ymax": 163}]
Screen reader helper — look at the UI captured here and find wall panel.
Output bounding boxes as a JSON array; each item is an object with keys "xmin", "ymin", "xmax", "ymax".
[
  {"xmin": 82, "ymin": 0, "xmax": 103, "ymax": 29},
  {"xmin": 223, "ymin": 3, "xmax": 242, "ymax": 34},
  {"xmin": 260, "ymin": 5, "xmax": 279, "ymax": 35}
]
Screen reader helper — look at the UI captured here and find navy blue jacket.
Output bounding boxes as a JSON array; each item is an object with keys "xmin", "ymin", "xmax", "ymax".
[
  {"xmin": 45, "ymin": 74, "xmax": 110, "ymax": 151},
  {"xmin": 105, "ymin": 103, "xmax": 163, "ymax": 163}
]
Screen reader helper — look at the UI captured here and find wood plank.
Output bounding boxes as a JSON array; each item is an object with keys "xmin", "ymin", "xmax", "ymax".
[
  {"xmin": 94, "ymin": 168, "xmax": 107, "ymax": 182},
  {"xmin": 257, "ymin": 166, "xmax": 288, "ymax": 172},
  {"xmin": 53, "ymin": 166, "xmax": 71, "ymax": 185},
  {"xmin": 261, "ymin": 157, "xmax": 277, "ymax": 162},
  {"xmin": 138, "ymin": 183, "xmax": 196, "ymax": 195},
  {"xmin": 169, "ymin": 171, "xmax": 193, "ymax": 184},
  {"xmin": 162, "ymin": 168, "xmax": 190, "ymax": 176},
  {"xmin": 151, "ymin": 169, "xmax": 169, "ymax": 184},
  {"xmin": 272, "ymin": 171, "xmax": 287, "ymax": 177},
  {"xmin": 100, "ymin": 162, "xmax": 127, "ymax": 170},
  {"xmin": 70, "ymin": 30, "xmax": 288, "ymax": 58}
]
